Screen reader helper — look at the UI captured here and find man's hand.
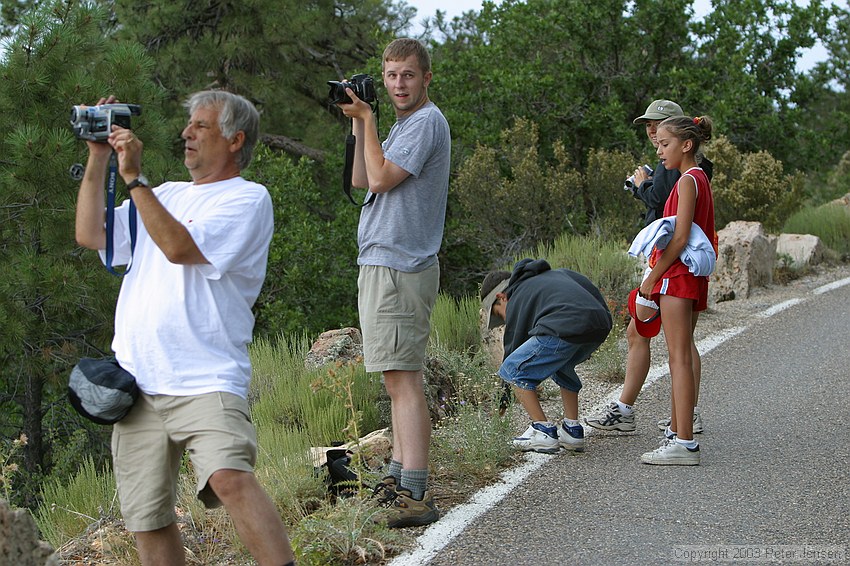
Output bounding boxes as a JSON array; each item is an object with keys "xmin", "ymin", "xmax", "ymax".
[
  {"xmin": 336, "ymin": 87, "xmax": 373, "ymax": 121},
  {"xmin": 108, "ymin": 124, "xmax": 144, "ymax": 183}
]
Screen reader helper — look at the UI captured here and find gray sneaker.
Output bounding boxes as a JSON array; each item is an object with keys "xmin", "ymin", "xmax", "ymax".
[
  {"xmin": 640, "ymin": 438, "xmax": 700, "ymax": 465},
  {"xmin": 656, "ymin": 411, "xmax": 704, "ymax": 433},
  {"xmin": 585, "ymin": 401, "xmax": 636, "ymax": 432}
]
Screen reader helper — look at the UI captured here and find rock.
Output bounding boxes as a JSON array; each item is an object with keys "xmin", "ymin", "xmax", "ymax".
[
  {"xmin": 711, "ymin": 221, "xmax": 776, "ymax": 302},
  {"xmin": 776, "ymin": 233, "xmax": 825, "ymax": 269},
  {"xmin": 305, "ymin": 327, "xmax": 363, "ymax": 369},
  {"xmin": 479, "ymin": 306, "xmax": 505, "ymax": 371},
  {"xmin": 0, "ymin": 499, "xmax": 58, "ymax": 566},
  {"xmin": 829, "ymin": 192, "xmax": 850, "ymax": 208}
]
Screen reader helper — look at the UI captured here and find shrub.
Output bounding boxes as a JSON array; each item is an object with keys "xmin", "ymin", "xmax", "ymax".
[
  {"xmin": 708, "ymin": 135, "xmax": 804, "ymax": 231},
  {"xmin": 453, "ymin": 118, "xmax": 586, "ymax": 268},
  {"xmin": 584, "ymin": 148, "xmax": 646, "ymax": 242},
  {"xmin": 36, "ymin": 456, "xmax": 117, "ymax": 548}
]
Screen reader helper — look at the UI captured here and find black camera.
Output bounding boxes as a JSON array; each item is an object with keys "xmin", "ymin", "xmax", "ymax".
[
  {"xmin": 70, "ymin": 103, "xmax": 142, "ymax": 142},
  {"xmin": 328, "ymin": 74, "xmax": 376, "ymax": 105}
]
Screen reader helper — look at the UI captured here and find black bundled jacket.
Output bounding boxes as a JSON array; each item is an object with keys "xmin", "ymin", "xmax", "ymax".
[{"xmin": 502, "ymin": 259, "xmax": 612, "ymax": 359}]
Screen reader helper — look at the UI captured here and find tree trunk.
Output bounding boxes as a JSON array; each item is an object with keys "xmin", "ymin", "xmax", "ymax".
[{"xmin": 23, "ymin": 373, "xmax": 44, "ymax": 474}]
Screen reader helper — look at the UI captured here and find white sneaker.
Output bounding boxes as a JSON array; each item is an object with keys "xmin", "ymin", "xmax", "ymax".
[
  {"xmin": 558, "ymin": 421, "xmax": 585, "ymax": 452},
  {"xmin": 640, "ymin": 438, "xmax": 700, "ymax": 465},
  {"xmin": 513, "ymin": 422, "xmax": 560, "ymax": 454},
  {"xmin": 656, "ymin": 411, "xmax": 704, "ymax": 433}
]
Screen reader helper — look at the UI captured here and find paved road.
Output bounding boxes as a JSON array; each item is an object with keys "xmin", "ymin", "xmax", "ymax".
[{"xmin": 423, "ymin": 282, "xmax": 850, "ymax": 565}]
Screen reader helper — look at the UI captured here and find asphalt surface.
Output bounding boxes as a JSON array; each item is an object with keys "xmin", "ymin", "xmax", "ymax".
[{"xmin": 421, "ymin": 282, "xmax": 850, "ymax": 565}]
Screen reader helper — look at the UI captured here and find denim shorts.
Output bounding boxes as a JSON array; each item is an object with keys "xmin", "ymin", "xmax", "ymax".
[{"xmin": 498, "ymin": 335, "xmax": 601, "ymax": 393}]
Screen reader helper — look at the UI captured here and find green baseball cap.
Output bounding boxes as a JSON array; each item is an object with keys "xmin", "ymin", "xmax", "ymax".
[{"xmin": 633, "ymin": 99, "xmax": 684, "ymax": 124}]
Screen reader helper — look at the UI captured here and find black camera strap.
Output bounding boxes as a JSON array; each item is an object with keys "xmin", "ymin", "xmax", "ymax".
[
  {"xmin": 343, "ymin": 121, "xmax": 376, "ymax": 207},
  {"xmin": 105, "ymin": 151, "xmax": 138, "ymax": 276}
]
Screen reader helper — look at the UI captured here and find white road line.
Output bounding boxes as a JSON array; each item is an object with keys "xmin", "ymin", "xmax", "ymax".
[
  {"xmin": 813, "ymin": 276, "xmax": 850, "ymax": 295},
  {"xmin": 389, "ymin": 277, "xmax": 845, "ymax": 565}
]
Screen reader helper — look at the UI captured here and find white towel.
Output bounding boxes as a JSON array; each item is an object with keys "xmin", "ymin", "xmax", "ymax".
[{"xmin": 628, "ymin": 216, "xmax": 716, "ymax": 276}]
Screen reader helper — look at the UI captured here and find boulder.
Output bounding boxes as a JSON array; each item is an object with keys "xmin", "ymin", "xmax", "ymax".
[
  {"xmin": 305, "ymin": 327, "xmax": 363, "ymax": 369},
  {"xmin": 775, "ymin": 233, "xmax": 825, "ymax": 269},
  {"xmin": 0, "ymin": 499, "xmax": 58, "ymax": 566},
  {"xmin": 711, "ymin": 221, "xmax": 776, "ymax": 302},
  {"xmin": 479, "ymin": 306, "xmax": 505, "ymax": 371}
]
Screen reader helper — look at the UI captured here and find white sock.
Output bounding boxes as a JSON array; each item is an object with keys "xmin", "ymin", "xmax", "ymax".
[
  {"xmin": 562, "ymin": 418, "xmax": 580, "ymax": 428},
  {"xmin": 665, "ymin": 426, "xmax": 676, "ymax": 439},
  {"xmin": 675, "ymin": 437, "xmax": 698, "ymax": 449},
  {"xmin": 616, "ymin": 401, "xmax": 634, "ymax": 415},
  {"xmin": 533, "ymin": 420, "xmax": 554, "ymax": 428}
]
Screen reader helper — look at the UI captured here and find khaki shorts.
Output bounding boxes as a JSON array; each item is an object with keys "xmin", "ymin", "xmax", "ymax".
[
  {"xmin": 111, "ymin": 391, "xmax": 257, "ymax": 532},
  {"xmin": 358, "ymin": 263, "xmax": 439, "ymax": 373}
]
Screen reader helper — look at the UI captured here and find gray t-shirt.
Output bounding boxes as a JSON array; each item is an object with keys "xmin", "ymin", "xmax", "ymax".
[{"xmin": 357, "ymin": 102, "xmax": 451, "ymax": 272}]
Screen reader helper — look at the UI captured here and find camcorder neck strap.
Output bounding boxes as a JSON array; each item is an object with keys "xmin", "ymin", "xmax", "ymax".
[
  {"xmin": 104, "ymin": 150, "xmax": 138, "ymax": 276},
  {"xmin": 343, "ymin": 120, "xmax": 376, "ymax": 207}
]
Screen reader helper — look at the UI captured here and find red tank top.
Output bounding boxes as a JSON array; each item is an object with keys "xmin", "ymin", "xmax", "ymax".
[{"xmin": 649, "ymin": 166, "xmax": 716, "ymax": 278}]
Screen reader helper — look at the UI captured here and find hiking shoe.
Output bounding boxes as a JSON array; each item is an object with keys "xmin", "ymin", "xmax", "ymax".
[
  {"xmin": 513, "ymin": 422, "xmax": 560, "ymax": 454},
  {"xmin": 656, "ymin": 411, "xmax": 704, "ymax": 433},
  {"xmin": 585, "ymin": 401, "xmax": 636, "ymax": 432},
  {"xmin": 558, "ymin": 421, "xmax": 585, "ymax": 452},
  {"xmin": 371, "ymin": 476, "xmax": 397, "ymax": 506},
  {"xmin": 374, "ymin": 488, "xmax": 439, "ymax": 528},
  {"xmin": 640, "ymin": 438, "xmax": 700, "ymax": 465}
]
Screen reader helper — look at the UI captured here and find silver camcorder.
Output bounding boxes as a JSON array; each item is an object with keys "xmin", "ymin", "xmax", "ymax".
[
  {"xmin": 70, "ymin": 103, "xmax": 142, "ymax": 142},
  {"xmin": 624, "ymin": 164, "xmax": 653, "ymax": 191}
]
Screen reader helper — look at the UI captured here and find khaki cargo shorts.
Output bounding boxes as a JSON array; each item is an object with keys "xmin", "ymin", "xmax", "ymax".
[
  {"xmin": 358, "ymin": 263, "xmax": 439, "ymax": 373},
  {"xmin": 111, "ymin": 391, "xmax": 257, "ymax": 532}
]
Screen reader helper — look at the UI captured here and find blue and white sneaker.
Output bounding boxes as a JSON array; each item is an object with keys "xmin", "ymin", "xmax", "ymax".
[
  {"xmin": 558, "ymin": 421, "xmax": 586, "ymax": 452},
  {"xmin": 513, "ymin": 422, "xmax": 560, "ymax": 454}
]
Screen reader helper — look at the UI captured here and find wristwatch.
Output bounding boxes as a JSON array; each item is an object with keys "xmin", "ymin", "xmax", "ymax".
[{"xmin": 126, "ymin": 174, "xmax": 150, "ymax": 191}]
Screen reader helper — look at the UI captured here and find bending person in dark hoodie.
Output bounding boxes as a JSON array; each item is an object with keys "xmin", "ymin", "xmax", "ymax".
[{"xmin": 481, "ymin": 259, "xmax": 613, "ymax": 454}]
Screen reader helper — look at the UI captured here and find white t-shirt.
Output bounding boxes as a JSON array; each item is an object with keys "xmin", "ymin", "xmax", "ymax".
[{"xmin": 100, "ymin": 177, "xmax": 273, "ymax": 398}]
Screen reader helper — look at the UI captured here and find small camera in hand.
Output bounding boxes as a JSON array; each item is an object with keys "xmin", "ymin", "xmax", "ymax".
[
  {"xmin": 624, "ymin": 164, "xmax": 653, "ymax": 191},
  {"xmin": 328, "ymin": 74, "xmax": 376, "ymax": 105},
  {"xmin": 70, "ymin": 103, "xmax": 142, "ymax": 143}
]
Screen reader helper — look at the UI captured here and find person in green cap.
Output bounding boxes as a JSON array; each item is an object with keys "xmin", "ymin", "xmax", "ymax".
[{"xmin": 586, "ymin": 99, "xmax": 713, "ymax": 437}]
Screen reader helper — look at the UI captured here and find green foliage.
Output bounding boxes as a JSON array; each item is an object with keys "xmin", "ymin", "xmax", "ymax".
[
  {"xmin": 249, "ymin": 334, "xmax": 384, "ymax": 449},
  {"xmin": 108, "ymin": 0, "xmax": 411, "ymax": 151},
  {"xmin": 782, "ymin": 203, "xmax": 850, "ymax": 257},
  {"xmin": 822, "ymin": 150, "xmax": 850, "ymax": 202},
  {"xmin": 533, "ymin": 233, "xmax": 640, "ymax": 306},
  {"xmin": 290, "ymin": 496, "xmax": 406, "ymax": 566},
  {"xmin": 708, "ymin": 135, "xmax": 805, "ymax": 231},
  {"xmin": 431, "ymin": 405, "xmax": 514, "ymax": 486},
  {"xmin": 433, "ymin": 0, "xmax": 694, "ymax": 166},
  {"xmin": 429, "ymin": 294, "xmax": 481, "ymax": 353},
  {"xmin": 584, "ymin": 148, "xmax": 647, "ymax": 241},
  {"xmin": 36, "ymin": 455, "xmax": 117, "ymax": 548},
  {"xmin": 452, "ymin": 118, "xmax": 585, "ymax": 268},
  {"xmin": 0, "ymin": 0, "xmax": 172, "ymax": 485},
  {"xmin": 250, "ymin": 147, "xmax": 360, "ymax": 337}
]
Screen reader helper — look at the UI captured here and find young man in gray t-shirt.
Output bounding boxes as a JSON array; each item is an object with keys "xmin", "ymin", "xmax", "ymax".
[{"xmin": 337, "ymin": 38, "xmax": 450, "ymax": 528}]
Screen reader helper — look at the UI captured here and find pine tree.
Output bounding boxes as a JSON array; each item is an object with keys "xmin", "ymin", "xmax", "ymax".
[{"xmin": 0, "ymin": 0, "xmax": 172, "ymax": 497}]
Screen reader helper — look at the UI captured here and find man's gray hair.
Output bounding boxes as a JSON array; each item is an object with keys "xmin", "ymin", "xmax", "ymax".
[{"xmin": 184, "ymin": 90, "xmax": 260, "ymax": 170}]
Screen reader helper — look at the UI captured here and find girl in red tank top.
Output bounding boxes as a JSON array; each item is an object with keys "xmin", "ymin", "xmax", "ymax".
[{"xmin": 639, "ymin": 115, "xmax": 715, "ymax": 466}]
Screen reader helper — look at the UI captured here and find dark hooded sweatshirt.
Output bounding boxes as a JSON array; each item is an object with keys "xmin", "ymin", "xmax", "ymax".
[{"xmin": 502, "ymin": 259, "xmax": 612, "ymax": 359}]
